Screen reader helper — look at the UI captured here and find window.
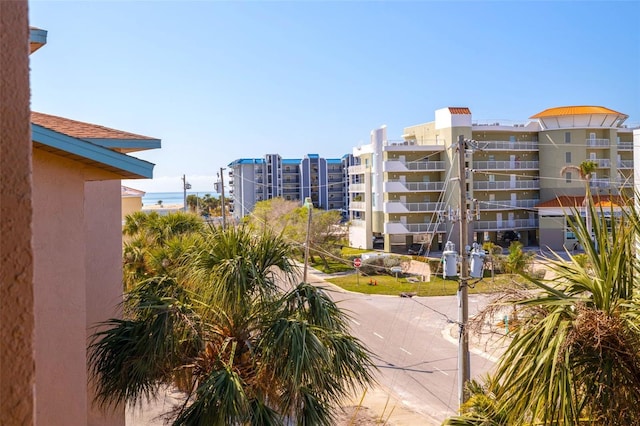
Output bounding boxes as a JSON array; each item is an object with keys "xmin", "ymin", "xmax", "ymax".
[
  {"xmin": 566, "ymin": 172, "xmax": 572, "ymax": 183},
  {"xmin": 565, "ymin": 132, "xmax": 571, "ymax": 143},
  {"xmin": 489, "ymin": 174, "xmax": 495, "ymax": 182},
  {"xmin": 565, "ymin": 152, "xmax": 571, "ymax": 163}
]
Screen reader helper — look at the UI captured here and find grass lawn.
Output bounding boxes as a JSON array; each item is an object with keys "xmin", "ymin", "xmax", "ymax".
[
  {"xmin": 308, "ymin": 247, "xmax": 373, "ymax": 274},
  {"xmin": 326, "ymin": 272, "xmax": 528, "ymax": 297}
]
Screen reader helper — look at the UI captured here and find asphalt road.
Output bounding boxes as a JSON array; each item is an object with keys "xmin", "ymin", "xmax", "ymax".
[{"xmin": 306, "ymin": 270, "xmax": 497, "ymax": 424}]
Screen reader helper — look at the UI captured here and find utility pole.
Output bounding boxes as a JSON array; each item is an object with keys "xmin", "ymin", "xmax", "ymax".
[
  {"xmin": 218, "ymin": 167, "xmax": 226, "ymax": 230},
  {"xmin": 182, "ymin": 174, "xmax": 191, "ymax": 213},
  {"xmin": 457, "ymin": 134, "xmax": 471, "ymax": 406}
]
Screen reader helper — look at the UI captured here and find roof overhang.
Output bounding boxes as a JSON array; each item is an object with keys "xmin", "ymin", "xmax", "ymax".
[
  {"xmin": 29, "ymin": 27, "xmax": 47, "ymax": 54},
  {"xmin": 84, "ymin": 138, "xmax": 161, "ymax": 153},
  {"xmin": 32, "ymin": 124, "xmax": 155, "ymax": 179}
]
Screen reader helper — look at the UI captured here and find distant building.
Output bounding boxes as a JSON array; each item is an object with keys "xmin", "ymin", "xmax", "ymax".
[
  {"xmin": 228, "ymin": 153, "xmax": 353, "ymax": 220},
  {"xmin": 121, "ymin": 185, "xmax": 145, "ymax": 223},
  {"xmin": 348, "ymin": 106, "xmax": 637, "ymax": 252}
]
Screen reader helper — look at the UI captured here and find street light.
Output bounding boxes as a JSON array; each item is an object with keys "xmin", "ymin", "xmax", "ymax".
[{"xmin": 302, "ymin": 197, "xmax": 313, "ymax": 283}]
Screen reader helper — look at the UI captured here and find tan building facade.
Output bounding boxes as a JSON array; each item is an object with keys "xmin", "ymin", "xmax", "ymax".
[{"xmin": 349, "ymin": 106, "xmax": 637, "ymax": 252}]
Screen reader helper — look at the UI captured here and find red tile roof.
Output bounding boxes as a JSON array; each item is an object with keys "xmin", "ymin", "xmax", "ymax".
[
  {"xmin": 31, "ymin": 112, "xmax": 157, "ymax": 140},
  {"xmin": 536, "ymin": 195, "xmax": 626, "ymax": 208},
  {"xmin": 448, "ymin": 107, "xmax": 471, "ymax": 115},
  {"xmin": 530, "ymin": 106, "xmax": 627, "ymax": 119}
]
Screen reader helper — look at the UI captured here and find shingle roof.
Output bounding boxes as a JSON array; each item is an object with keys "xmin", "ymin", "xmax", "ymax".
[
  {"xmin": 448, "ymin": 107, "xmax": 471, "ymax": 115},
  {"xmin": 536, "ymin": 195, "xmax": 626, "ymax": 208},
  {"xmin": 530, "ymin": 106, "xmax": 627, "ymax": 119},
  {"xmin": 31, "ymin": 112, "xmax": 157, "ymax": 140}
]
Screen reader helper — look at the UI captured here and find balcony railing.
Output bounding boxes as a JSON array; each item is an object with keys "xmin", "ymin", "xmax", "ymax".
[
  {"xmin": 348, "ymin": 164, "xmax": 367, "ymax": 174},
  {"xmin": 350, "ymin": 201, "xmax": 366, "ymax": 211},
  {"xmin": 618, "ymin": 160, "xmax": 634, "ymax": 169},
  {"xmin": 348, "ymin": 183, "xmax": 366, "ymax": 193},
  {"xmin": 383, "ymin": 201, "xmax": 445, "ymax": 214},
  {"xmin": 618, "ymin": 141, "xmax": 633, "ymax": 150},
  {"xmin": 385, "ymin": 221, "xmax": 446, "ymax": 234},
  {"xmin": 477, "ymin": 199, "xmax": 540, "ymax": 210},
  {"xmin": 384, "ymin": 180, "xmax": 445, "ymax": 192},
  {"xmin": 383, "ymin": 160, "xmax": 445, "ymax": 173},
  {"xmin": 472, "ymin": 160, "xmax": 539, "ymax": 170},
  {"xmin": 586, "ymin": 138, "xmax": 610, "ymax": 147},
  {"xmin": 351, "ymin": 219, "xmax": 366, "ymax": 228},
  {"xmin": 591, "ymin": 158, "xmax": 611, "ymax": 168},
  {"xmin": 473, "ymin": 180, "xmax": 540, "ymax": 190},
  {"xmin": 477, "ymin": 141, "xmax": 539, "ymax": 151},
  {"xmin": 474, "ymin": 218, "xmax": 539, "ymax": 230}
]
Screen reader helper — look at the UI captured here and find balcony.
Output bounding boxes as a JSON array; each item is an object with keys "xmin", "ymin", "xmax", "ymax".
[
  {"xmin": 618, "ymin": 160, "xmax": 634, "ymax": 169},
  {"xmin": 351, "ymin": 219, "xmax": 366, "ymax": 228},
  {"xmin": 383, "ymin": 180, "xmax": 445, "ymax": 193},
  {"xmin": 476, "ymin": 141, "xmax": 539, "ymax": 151},
  {"xmin": 383, "ymin": 160, "xmax": 445, "ymax": 173},
  {"xmin": 350, "ymin": 201, "xmax": 366, "ymax": 211},
  {"xmin": 348, "ymin": 164, "xmax": 367, "ymax": 174},
  {"xmin": 383, "ymin": 201, "xmax": 445, "ymax": 214},
  {"xmin": 349, "ymin": 183, "xmax": 366, "ymax": 193},
  {"xmin": 618, "ymin": 141, "xmax": 633, "ymax": 151},
  {"xmin": 473, "ymin": 180, "xmax": 540, "ymax": 190},
  {"xmin": 586, "ymin": 138, "xmax": 610, "ymax": 148},
  {"xmin": 591, "ymin": 158, "xmax": 611, "ymax": 168},
  {"xmin": 477, "ymin": 199, "xmax": 540, "ymax": 210},
  {"xmin": 474, "ymin": 218, "xmax": 539, "ymax": 231},
  {"xmin": 385, "ymin": 221, "xmax": 446, "ymax": 234},
  {"xmin": 472, "ymin": 160, "xmax": 539, "ymax": 170}
]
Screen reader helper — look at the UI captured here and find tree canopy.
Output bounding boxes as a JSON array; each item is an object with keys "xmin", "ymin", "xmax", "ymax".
[{"xmin": 92, "ymin": 212, "xmax": 376, "ymax": 425}]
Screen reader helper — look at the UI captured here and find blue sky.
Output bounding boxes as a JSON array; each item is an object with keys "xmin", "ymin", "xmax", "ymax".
[{"xmin": 30, "ymin": 1, "xmax": 640, "ymax": 193}]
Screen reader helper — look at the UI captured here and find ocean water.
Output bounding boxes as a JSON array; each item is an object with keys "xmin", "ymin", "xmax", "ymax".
[{"xmin": 142, "ymin": 191, "xmax": 218, "ymax": 206}]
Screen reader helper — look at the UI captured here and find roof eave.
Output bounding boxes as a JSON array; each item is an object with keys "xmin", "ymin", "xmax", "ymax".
[
  {"xmin": 29, "ymin": 27, "xmax": 47, "ymax": 54},
  {"xmin": 85, "ymin": 138, "xmax": 162, "ymax": 153},
  {"xmin": 32, "ymin": 124, "xmax": 155, "ymax": 179}
]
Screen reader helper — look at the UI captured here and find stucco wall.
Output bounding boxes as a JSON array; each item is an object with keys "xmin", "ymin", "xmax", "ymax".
[
  {"xmin": 32, "ymin": 150, "xmax": 125, "ymax": 425},
  {"xmin": 0, "ymin": 1, "xmax": 35, "ymax": 423},
  {"xmin": 33, "ymin": 150, "xmax": 89, "ymax": 424},
  {"xmin": 85, "ymin": 180, "xmax": 125, "ymax": 425},
  {"xmin": 122, "ymin": 195, "xmax": 142, "ymax": 223}
]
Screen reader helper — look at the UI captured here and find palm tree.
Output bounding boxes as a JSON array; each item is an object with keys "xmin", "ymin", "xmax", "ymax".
[
  {"xmin": 90, "ymin": 224, "xmax": 376, "ymax": 425},
  {"xmin": 560, "ymin": 160, "xmax": 598, "ymax": 244},
  {"xmin": 446, "ymin": 199, "xmax": 640, "ymax": 425}
]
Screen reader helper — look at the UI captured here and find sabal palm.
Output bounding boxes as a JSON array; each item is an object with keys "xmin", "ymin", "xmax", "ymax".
[
  {"xmin": 91, "ymin": 223, "xmax": 376, "ymax": 425},
  {"xmin": 446, "ymin": 199, "xmax": 640, "ymax": 425},
  {"xmin": 560, "ymin": 160, "xmax": 598, "ymax": 239}
]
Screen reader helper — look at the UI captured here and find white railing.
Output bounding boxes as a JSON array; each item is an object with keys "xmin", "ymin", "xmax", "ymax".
[
  {"xmin": 383, "ymin": 201, "xmax": 445, "ymax": 213},
  {"xmin": 618, "ymin": 160, "xmax": 634, "ymax": 169},
  {"xmin": 348, "ymin": 184, "xmax": 366, "ymax": 193},
  {"xmin": 472, "ymin": 160, "xmax": 539, "ymax": 170},
  {"xmin": 477, "ymin": 141, "xmax": 539, "ymax": 150},
  {"xmin": 592, "ymin": 158, "xmax": 610, "ymax": 168},
  {"xmin": 477, "ymin": 199, "xmax": 540, "ymax": 210},
  {"xmin": 473, "ymin": 180, "xmax": 540, "ymax": 190},
  {"xmin": 348, "ymin": 164, "xmax": 367, "ymax": 174},
  {"xmin": 586, "ymin": 138, "xmax": 610, "ymax": 147},
  {"xmin": 618, "ymin": 141, "xmax": 633, "ymax": 150},
  {"xmin": 474, "ymin": 219, "xmax": 539, "ymax": 230},
  {"xmin": 383, "ymin": 180, "xmax": 445, "ymax": 192},
  {"xmin": 350, "ymin": 201, "xmax": 366, "ymax": 211},
  {"xmin": 350, "ymin": 219, "xmax": 366, "ymax": 227},
  {"xmin": 383, "ymin": 160, "xmax": 445, "ymax": 172},
  {"xmin": 405, "ymin": 223, "xmax": 446, "ymax": 233}
]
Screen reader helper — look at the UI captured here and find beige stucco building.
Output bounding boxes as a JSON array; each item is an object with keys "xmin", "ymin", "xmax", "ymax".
[
  {"xmin": 349, "ymin": 106, "xmax": 637, "ymax": 252},
  {"xmin": 0, "ymin": 21, "xmax": 160, "ymax": 425},
  {"xmin": 122, "ymin": 185, "xmax": 146, "ymax": 223}
]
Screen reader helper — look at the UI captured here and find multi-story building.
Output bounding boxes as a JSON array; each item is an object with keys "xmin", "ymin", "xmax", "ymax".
[
  {"xmin": 349, "ymin": 106, "xmax": 637, "ymax": 252},
  {"xmin": 228, "ymin": 153, "xmax": 353, "ymax": 220}
]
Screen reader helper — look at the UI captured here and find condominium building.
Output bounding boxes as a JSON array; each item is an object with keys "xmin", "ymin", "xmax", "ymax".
[
  {"xmin": 348, "ymin": 106, "xmax": 637, "ymax": 252},
  {"xmin": 228, "ymin": 153, "xmax": 354, "ymax": 220}
]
